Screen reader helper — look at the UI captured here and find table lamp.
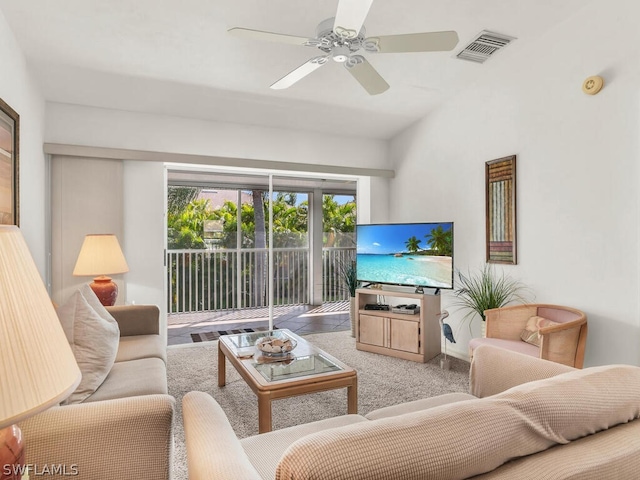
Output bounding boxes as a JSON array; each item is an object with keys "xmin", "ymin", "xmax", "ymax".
[
  {"xmin": 0, "ymin": 226, "xmax": 81, "ymax": 480},
  {"xmin": 72, "ymin": 234, "xmax": 129, "ymax": 306}
]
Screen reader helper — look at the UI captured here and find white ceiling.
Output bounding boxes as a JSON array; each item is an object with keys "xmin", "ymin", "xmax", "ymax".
[{"xmin": 0, "ymin": 0, "xmax": 587, "ymax": 140}]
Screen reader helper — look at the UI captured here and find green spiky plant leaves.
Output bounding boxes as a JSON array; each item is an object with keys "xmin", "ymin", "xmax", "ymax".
[
  {"xmin": 452, "ymin": 264, "xmax": 531, "ymax": 325},
  {"xmin": 338, "ymin": 259, "xmax": 360, "ymax": 298}
]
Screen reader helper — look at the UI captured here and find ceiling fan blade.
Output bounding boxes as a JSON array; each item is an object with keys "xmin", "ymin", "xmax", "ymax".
[
  {"xmin": 333, "ymin": 0, "xmax": 374, "ymax": 39},
  {"xmin": 228, "ymin": 27, "xmax": 310, "ymax": 46},
  {"xmin": 366, "ymin": 31, "xmax": 459, "ymax": 53},
  {"xmin": 270, "ymin": 56, "xmax": 329, "ymax": 90},
  {"xmin": 344, "ymin": 55, "xmax": 389, "ymax": 95}
]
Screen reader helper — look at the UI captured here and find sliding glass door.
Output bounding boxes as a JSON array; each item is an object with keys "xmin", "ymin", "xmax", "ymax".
[
  {"xmin": 166, "ymin": 170, "xmax": 356, "ymax": 320},
  {"xmin": 167, "ymin": 184, "xmax": 311, "ymax": 313}
]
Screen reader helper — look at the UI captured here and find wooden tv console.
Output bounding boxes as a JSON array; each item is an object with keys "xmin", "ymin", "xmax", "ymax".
[{"xmin": 355, "ymin": 288, "xmax": 441, "ymax": 363}]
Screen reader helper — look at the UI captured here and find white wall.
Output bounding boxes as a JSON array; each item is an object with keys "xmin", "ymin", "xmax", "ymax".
[
  {"xmin": 389, "ymin": 0, "xmax": 640, "ymax": 366},
  {"xmin": 0, "ymin": 11, "xmax": 46, "ymax": 275},
  {"xmin": 45, "ymin": 103, "xmax": 389, "ymax": 170},
  {"xmin": 356, "ymin": 176, "xmax": 390, "ymax": 225},
  {"xmin": 50, "ymin": 156, "xmax": 124, "ymax": 306}
]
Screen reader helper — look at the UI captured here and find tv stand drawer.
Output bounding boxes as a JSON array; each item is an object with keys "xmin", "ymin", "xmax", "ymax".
[{"xmin": 359, "ymin": 314, "xmax": 385, "ymax": 347}]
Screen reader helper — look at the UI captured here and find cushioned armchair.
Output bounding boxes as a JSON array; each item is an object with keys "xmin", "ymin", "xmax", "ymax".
[{"xmin": 468, "ymin": 304, "xmax": 588, "ymax": 368}]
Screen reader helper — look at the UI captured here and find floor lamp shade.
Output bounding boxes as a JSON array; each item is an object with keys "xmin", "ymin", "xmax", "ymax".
[
  {"xmin": 0, "ymin": 226, "xmax": 81, "ymax": 426},
  {"xmin": 73, "ymin": 234, "xmax": 129, "ymax": 306}
]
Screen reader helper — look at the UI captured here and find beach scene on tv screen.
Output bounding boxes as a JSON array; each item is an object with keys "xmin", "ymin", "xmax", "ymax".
[{"xmin": 357, "ymin": 223, "xmax": 453, "ymax": 288}]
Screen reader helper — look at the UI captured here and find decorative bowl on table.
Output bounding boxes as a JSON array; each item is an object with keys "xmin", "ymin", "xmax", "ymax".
[{"xmin": 255, "ymin": 335, "xmax": 297, "ymax": 357}]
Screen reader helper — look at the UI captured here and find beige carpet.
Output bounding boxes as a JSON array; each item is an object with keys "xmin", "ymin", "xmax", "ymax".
[{"xmin": 167, "ymin": 330, "xmax": 470, "ymax": 480}]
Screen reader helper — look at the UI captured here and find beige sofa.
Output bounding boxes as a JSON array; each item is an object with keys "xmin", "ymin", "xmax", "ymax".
[
  {"xmin": 84, "ymin": 305, "xmax": 168, "ymax": 401},
  {"xmin": 18, "ymin": 305, "xmax": 175, "ymax": 480},
  {"xmin": 183, "ymin": 345, "xmax": 640, "ymax": 479}
]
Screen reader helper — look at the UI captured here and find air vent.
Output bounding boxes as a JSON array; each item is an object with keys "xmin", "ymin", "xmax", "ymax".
[{"xmin": 456, "ymin": 30, "xmax": 516, "ymax": 64}]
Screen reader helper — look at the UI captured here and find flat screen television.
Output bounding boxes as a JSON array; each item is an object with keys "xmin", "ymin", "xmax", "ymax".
[{"xmin": 356, "ymin": 222, "xmax": 454, "ymax": 291}]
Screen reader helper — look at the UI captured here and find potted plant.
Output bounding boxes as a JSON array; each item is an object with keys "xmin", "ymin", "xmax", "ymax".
[
  {"xmin": 452, "ymin": 264, "xmax": 531, "ymax": 336},
  {"xmin": 338, "ymin": 259, "xmax": 360, "ymax": 337}
]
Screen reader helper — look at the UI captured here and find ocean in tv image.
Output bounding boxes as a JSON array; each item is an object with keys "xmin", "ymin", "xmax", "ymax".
[{"xmin": 356, "ymin": 222, "xmax": 453, "ymax": 288}]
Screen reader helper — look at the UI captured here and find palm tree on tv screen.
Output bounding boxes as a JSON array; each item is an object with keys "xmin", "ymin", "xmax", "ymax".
[
  {"xmin": 405, "ymin": 236, "xmax": 422, "ymax": 253},
  {"xmin": 425, "ymin": 226, "xmax": 453, "ymax": 256}
]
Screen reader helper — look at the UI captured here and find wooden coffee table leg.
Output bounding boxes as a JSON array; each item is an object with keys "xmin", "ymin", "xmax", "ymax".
[
  {"xmin": 257, "ymin": 393, "xmax": 272, "ymax": 433},
  {"xmin": 218, "ymin": 343, "xmax": 226, "ymax": 387},
  {"xmin": 347, "ymin": 378, "xmax": 358, "ymax": 414}
]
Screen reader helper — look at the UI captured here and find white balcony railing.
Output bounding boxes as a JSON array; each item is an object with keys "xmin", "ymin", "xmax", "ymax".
[{"xmin": 167, "ymin": 247, "xmax": 355, "ymax": 314}]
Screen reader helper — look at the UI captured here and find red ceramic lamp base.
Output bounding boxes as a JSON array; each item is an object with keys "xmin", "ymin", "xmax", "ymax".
[
  {"xmin": 90, "ymin": 276, "xmax": 118, "ymax": 306},
  {"xmin": 0, "ymin": 425, "xmax": 24, "ymax": 480}
]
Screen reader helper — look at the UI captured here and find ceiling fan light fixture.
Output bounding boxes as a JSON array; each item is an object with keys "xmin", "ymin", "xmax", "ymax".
[
  {"xmin": 228, "ymin": 0, "xmax": 459, "ymax": 95},
  {"xmin": 332, "ymin": 45, "xmax": 351, "ymax": 62}
]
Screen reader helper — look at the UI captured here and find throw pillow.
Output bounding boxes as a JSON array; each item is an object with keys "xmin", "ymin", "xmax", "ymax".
[
  {"xmin": 520, "ymin": 315, "xmax": 559, "ymax": 347},
  {"xmin": 79, "ymin": 283, "xmax": 120, "ymax": 328},
  {"xmin": 56, "ymin": 285, "xmax": 120, "ymax": 404}
]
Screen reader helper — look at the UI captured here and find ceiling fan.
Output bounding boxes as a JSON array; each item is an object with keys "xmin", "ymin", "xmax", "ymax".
[{"xmin": 228, "ymin": 0, "xmax": 459, "ymax": 95}]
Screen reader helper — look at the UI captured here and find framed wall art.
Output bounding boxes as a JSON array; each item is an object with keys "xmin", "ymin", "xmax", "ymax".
[
  {"xmin": 0, "ymin": 97, "xmax": 19, "ymax": 226},
  {"xmin": 486, "ymin": 155, "xmax": 516, "ymax": 264}
]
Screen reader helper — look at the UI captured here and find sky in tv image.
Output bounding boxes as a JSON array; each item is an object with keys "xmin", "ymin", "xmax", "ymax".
[
  {"xmin": 356, "ymin": 223, "xmax": 453, "ymax": 288},
  {"xmin": 357, "ymin": 223, "xmax": 452, "ymax": 255}
]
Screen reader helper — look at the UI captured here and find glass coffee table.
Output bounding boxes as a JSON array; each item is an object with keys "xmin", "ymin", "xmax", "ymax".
[{"xmin": 218, "ymin": 329, "xmax": 358, "ymax": 433}]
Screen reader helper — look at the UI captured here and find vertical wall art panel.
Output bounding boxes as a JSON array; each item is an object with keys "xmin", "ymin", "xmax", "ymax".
[
  {"xmin": 0, "ymin": 98, "xmax": 19, "ymax": 226},
  {"xmin": 486, "ymin": 155, "xmax": 516, "ymax": 264}
]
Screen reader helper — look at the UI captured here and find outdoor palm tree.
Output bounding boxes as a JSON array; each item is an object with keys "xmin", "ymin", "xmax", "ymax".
[
  {"xmin": 253, "ymin": 190, "xmax": 267, "ymax": 305},
  {"xmin": 167, "ymin": 185, "xmax": 201, "ymax": 216},
  {"xmin": 323, "ymin": 195, "xmax": 356, "ymax": 247},
  {"xmin": 167, "ymin": 199, "xmax": 213, "ymax": 249}
]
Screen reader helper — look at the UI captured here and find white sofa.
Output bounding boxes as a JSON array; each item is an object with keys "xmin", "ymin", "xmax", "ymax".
[{"xmin": 183, "ymin": 345, "xmax": 640, "ymax": 479}]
